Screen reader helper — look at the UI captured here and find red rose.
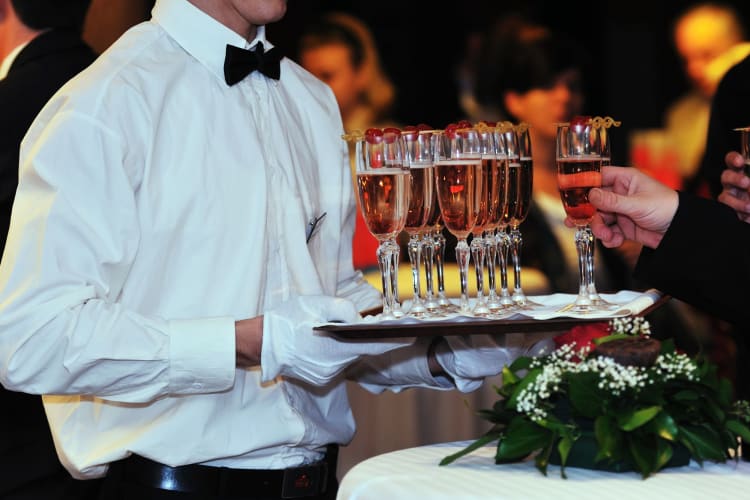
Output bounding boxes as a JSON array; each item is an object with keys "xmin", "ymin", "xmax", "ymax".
[{"xmin": 553, "ymin": 322, "xmax": 611, "ymax": 357}]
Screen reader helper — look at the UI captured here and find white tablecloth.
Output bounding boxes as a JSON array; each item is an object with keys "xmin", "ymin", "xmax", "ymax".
[{"xmin": 337, "ymin": 441, "xmax": 750, "ymax": 499}]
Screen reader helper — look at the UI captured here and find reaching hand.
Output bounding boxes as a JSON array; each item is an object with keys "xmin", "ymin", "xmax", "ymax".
[
  {"xmin": 260, "ymin": 295, "xmax": 414, "ymax": 386},
  {"xmin": 576, "ymin": 166, "xmax": 679, "ymax": 249},
  {"xmin": 718, "ymin": 151, "xmax": 750, "ymax": 223}
]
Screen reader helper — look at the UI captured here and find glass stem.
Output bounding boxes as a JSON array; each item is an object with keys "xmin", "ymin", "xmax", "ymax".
[
  {"xmin": 497, "ymin": 228, "xmax": 513, "ymax": 306},
  {"xmin": 455, "ymin": 239, "xmax": 471, "ymax": 312},
  {"xmin": 388, "ymin": 239, "xmax": 403, "ymax": 317},
  {"xmin": 510, "ymin": 227, "xmax": 525, "ymax": 300},
  {"xmin": 422, "ymin": 232, "xmax": 439, "ymax": 311},
  {"xmin": 471, "ymin": 234, "xmax": 489, "ymax": 316},
  {"xmin": 574, "ymin": 226, "xmax": 593, "ymax": 308},
  {"xmin": 485, "ymin": 230, "xmax": 500, "ymax": 309},
  {"xmin": 434, "ymin": 229, "xmax": 450, "ymax": 306},
  {"xmin": 376, "ymin": 242, "xmax": 395, "ymax": 318},
  {"xmin": 408, "ymin": 235, "xmax": 426, "ymax": 316}
]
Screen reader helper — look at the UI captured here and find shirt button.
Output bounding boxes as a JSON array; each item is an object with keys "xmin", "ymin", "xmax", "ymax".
[{"xmin": 192, "ymin": 382, "xmax": 203, "ymax": 390}]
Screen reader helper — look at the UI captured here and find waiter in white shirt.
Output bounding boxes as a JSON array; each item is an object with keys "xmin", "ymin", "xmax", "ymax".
[{"xmin": 0, "ymin": 1, "xmax": 526, "ymax": 498}]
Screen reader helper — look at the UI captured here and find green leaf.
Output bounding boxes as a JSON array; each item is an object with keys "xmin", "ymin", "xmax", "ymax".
[
  {"xmin": 726, "ymin": 419, "xmax": 750, "ymax": 443},
  {"xmin": 593, "ymin": 333, "xmax": 632, "ymax": 345},
  {"xmin": 506, "ymin": 367, "xmax": 542, "ymax": 410},
  {"xmin": 501, "ymin": 365, "xmax": 520, "ymax": 387},
  {"xmin": 568, "ymin": 372, "xmax": 602, "ymax": 418},
  {"xmin": 534, "ymin": 436, "xmax": 556, "ymax": 475},
  {"xmin": 496, "ymin": 416, "xmax": 551, "ymax": 461},
  {"xmin": 644, "ymin": 411, "xmax": 679, "ymax": 441},
  {"xmin": 508, "ymin": 355, "xmax": 534, "ymax": 372},
  {"xmin": 594, "ymin": 415, "xmax": 620, "ymax": 459},
  {"xmin": 627, "ymin": 435, "xmax": 657, "ymax": 478},
  {"xmin": 440, "ymin": 432, "xmax": 501, "ymax": 466},
  {"xmin": 671, "ymin": 389, "xmax": 700, "ymax": 401},
  {"xmin": 678, "ymin": 424, "xmax": 727, "ymax": 462},
  {"xmin": 654, "ymin": 439, "xmax": 674, "ymax": 471},
  {"xmin": 618, "ymin": 406, "xmax": 661, "ymax": 431},
  {"xmin": 557, "ymin": 434, "xmax": 574, "ymax": 467}
]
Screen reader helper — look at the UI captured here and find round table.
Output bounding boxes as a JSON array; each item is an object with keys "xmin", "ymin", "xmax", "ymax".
[{"xmin": 337, "ymin": 441, "xmax": 750, "ymax": 499}]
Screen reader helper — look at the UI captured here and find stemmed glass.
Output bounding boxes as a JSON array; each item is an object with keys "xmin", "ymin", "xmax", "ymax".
[
  {"xmin": 555, "ymin": 119, "xmax": 602, "ymax": 313},
  {"xmin": 585, "ymin": 118, "xmax": 620, "ymax": 309},
  {"xmin": 505, "ymin": 123, "xmax": 539, "ymax": 308},
  {"xmin": 355, "ymin": 128, "xmax": 410, "ymax": 319},
  {"xmin": 469, "ymin": 126, "xmax": 492, "ymax": 317},
  {"xmin": 434, "ymin": 125, "xmax": 483, "ymax": 313},
  {"xmin": 483, "ymin": 124, "xmax": 511, "ymax": 314},
  {"xmin": 402, "ymin": 126, "xmax": 436, "ymax": 317}
]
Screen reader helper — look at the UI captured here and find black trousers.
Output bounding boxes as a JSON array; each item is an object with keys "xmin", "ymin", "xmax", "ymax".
[
  {"xmin": 98, "ymin": 448, "xmax": 339, "ymax": 500},
  {"xmin": 0, "ymin": 389, "xmax": 101, "ymax": 500}
]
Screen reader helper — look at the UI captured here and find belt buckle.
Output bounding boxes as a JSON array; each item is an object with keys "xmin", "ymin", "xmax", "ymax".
[{"xmin": 281, "ymin": 462, "xmax": 326, "ymax": 499}]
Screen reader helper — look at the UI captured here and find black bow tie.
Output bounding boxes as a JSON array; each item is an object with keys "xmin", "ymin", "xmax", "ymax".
[{"xmin": 224, "ymin": 42, "xmax": 281, "ymax": 85}]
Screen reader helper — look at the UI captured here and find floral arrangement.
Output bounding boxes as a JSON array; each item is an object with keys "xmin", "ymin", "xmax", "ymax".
[{"xmin": 440, "ymin": 318, "xmax": 750, "ymax": 478}]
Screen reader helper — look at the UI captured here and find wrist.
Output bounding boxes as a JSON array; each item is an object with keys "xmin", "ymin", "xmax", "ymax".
[
  {"xmin": 427, "ymin": 336, "xmax": 452, "ymax": 380},
  {"xmin": 235, "ymin": 316, "xmax": 263, "ymax": 367}
]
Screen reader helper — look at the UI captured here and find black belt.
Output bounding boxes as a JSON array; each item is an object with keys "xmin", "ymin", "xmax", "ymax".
[{"xmin": 108, "ymin": 446, "xmax": 337, "ymax": 499}]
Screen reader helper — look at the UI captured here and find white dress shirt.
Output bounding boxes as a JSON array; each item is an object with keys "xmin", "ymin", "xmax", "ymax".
[{"xmin": 0, "ymin": 0, "xmax": 437, "ymax": 478}]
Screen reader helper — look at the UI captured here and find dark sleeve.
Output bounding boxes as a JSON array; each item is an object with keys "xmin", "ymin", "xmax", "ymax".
[
  {"xmin": 635, "ymin": 191, "xmax": 750, "ymax": 325},
  {"xmin": 698, "ymin": 55, "xmax": 750, "ymax": 198}
]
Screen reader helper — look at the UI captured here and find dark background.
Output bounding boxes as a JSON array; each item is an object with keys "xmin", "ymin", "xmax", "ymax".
[{"xmin": 270, "ymin": 0, "xmax": 750, "ymax": 165}]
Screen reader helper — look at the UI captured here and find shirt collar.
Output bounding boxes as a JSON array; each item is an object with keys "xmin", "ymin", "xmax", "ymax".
[
  {"xmin": 0, "ymin": 39, "xmax": 31, "ymax": 80},
  {"xmin": 152, "ymin": 0, "xmax": 274, "ymax": 83}
]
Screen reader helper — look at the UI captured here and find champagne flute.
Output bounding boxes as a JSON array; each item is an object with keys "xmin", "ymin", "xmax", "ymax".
[
  {"xmin": 355, "ymin": 128, "xmax": 410, "ymax": 319},
  {"xmin": 484, "ymin": 123, "xmax": 511, "ymax": 314},
  {"xmin": 402, "ymin": 126, "xmax": 436, "ymax": 317},
  {"xmin": 434, "ymin": 125, "xmax": 483, "ymax": 313},
  {"xmin": 555, "ymin": 118, "xmax": 602, "ymax": 313},
  {"xmin": 505, "ymin": 123, "xmax": 539, "ymax": 308},
  {"xmin": 585, "ymin": 119, "xmax": 620, "ymax": 309}
]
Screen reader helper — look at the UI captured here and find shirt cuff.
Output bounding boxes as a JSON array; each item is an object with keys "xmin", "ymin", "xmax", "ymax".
[{"xmin": 168, "ymin": 316, "xmax": 236, "ymax": 394}]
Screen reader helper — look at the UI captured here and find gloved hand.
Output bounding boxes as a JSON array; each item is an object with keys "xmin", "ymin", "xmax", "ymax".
[
  {"xmin": 261, "ymin": 295, "xmax": 414, "ymax": 386},
  {"xmin": 434, "ymin": 334, "xmax": 553, "ymax": 392}
]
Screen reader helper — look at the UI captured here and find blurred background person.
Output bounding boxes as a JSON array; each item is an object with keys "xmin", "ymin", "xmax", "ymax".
[
  {"xmin": 473, "ymin": 15, "xmax": 631, "ymax": 293},
  {"xmin": 659, "ymin": 2, "xmax": 748, "ymax": 194},
  {"xmin": 298, "ymin": 12, "xmax": 395, "ymax": 135},
  {"xmin": 472, "ymin": 14, "xmax": 700, "ymax": 347},
  {"xmin": 298, "ymin": 12, "xmax": 397, "ymax": 272},
  {"xmin": 0, "ymin": 1, "xmax": 100, "ymax": 498}
]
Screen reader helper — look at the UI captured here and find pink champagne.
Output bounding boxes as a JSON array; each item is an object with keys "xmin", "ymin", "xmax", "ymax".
[
  {"xmin": 508, "ymin": 157, "xmax": 533, "ymax": 227},
  {"xmin": 485, "ymin": 157, "xmax": 508, "ymax": 230},
  {"xmin": 435, "ymin": 159, "xmax": 482, "ymax": 239},
  {"xmin": 471, "ymin": 157, "xmax": 493, "ymax": 236},
  {"xmin": 357, "ymin": 168, "xmax": 409, "ymax": 240},
  {"xmin": 557, "ymin": 157, "xmax": 602, "ymax": 225},
  {"xmin": 404, "ymin": 164, "xmax": 435, "ymax": 235}
]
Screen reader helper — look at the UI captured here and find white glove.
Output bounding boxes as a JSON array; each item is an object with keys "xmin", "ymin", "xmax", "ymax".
[
  {"xmin": 434, "ymin": 334, "xmax": 531, "ymax": 392},
  {"xmin": 261, "ymin": 295, "xmax": 414, "ymax": 386}
]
